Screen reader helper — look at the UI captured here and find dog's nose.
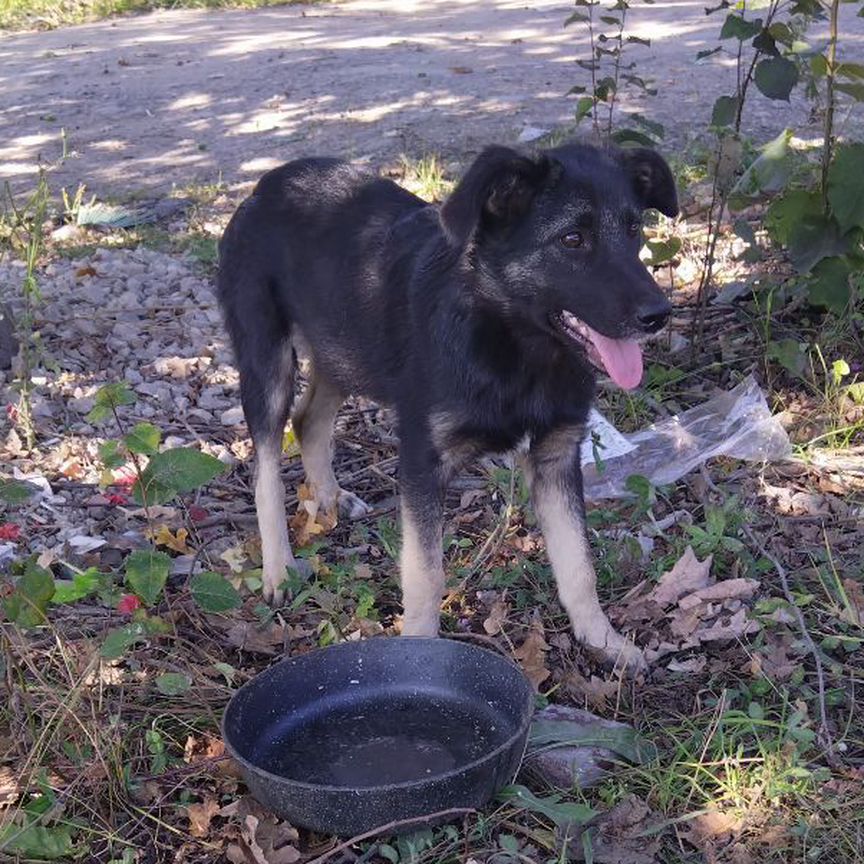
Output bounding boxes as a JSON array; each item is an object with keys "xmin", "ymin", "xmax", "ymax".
[{"xmin": 636, "ymin": 300, "xmax": 672, "ymax": 334}]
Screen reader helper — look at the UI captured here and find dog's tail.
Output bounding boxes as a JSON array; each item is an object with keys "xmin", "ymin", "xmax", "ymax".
[{"xmin": 217, "ymin": 200, "xmax": 296, "ymax": 448}]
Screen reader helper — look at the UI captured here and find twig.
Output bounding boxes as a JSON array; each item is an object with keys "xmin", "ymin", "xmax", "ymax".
[
  {"xmin": 306, "ymin": 808, "xmax": 475, "ymax": 864},
  {"xmin": 740, "ymin": 522, "xmax": 836, "ymax": 762}
]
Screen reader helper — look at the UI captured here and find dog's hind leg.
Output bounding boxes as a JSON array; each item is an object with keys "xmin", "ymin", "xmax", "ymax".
[
  {"xmin": 292, "ymin": 373, "xmax": 371, "ymax": 520},
  {"xmin": 524, "ymin": 427, "xmax": 644, "ymax": 670},
  {"xmin": 239, "ymin": 340, "xmax": 304, "ymax": 606}
]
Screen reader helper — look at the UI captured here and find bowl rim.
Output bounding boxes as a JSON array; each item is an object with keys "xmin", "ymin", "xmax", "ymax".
[{"xmin": 221, "ymin": 636, "xmax": 534, "ymax": 794}]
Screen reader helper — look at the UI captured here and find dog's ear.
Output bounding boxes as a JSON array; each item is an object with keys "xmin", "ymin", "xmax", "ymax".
[
  {"xmin": 618, "ymin": 148, "xmax": 679, "ymax": 218},
  {"xmin": 440, "ymin": 146, "xmax": 550, "ymax": 245}
]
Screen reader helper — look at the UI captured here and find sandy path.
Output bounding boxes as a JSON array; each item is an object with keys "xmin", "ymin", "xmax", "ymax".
[{"xmin": 1, "ymin": 0, "xmax": 861, "ymax": 197}]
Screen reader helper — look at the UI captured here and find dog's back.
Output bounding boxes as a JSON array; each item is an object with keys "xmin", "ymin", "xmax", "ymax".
[{"xmin": 218, "ymin": 158, "xmax": 439, "ymax": 401}]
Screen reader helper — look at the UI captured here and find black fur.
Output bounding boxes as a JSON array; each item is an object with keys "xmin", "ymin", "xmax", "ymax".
[
  {"xmin": 218, "ymin": 142, "xmax": 678, "ymax": 649},
  {"xmin": 219, "ymin": 143, "xmax": 675, "ymax": 457}
]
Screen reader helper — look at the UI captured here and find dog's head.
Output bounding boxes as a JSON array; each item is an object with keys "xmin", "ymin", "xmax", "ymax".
[{"xmin": 439, "ymin": 143, "xmax": 678, "ymax": 390}]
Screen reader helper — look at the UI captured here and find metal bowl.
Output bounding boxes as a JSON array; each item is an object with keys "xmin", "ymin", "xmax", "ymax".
[{"xmin": 222, "ymin": 637, "xmax": 533, "ymax": 836}]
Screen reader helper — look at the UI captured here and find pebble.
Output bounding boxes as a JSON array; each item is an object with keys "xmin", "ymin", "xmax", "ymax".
[{"xmin": 220, "ymin": 406, "xmax": 245, "ymax": 426}]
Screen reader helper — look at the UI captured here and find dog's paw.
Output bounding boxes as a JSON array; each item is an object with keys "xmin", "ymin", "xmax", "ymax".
[
  {"xmin": 580, "ymin": 626, "xmax": 647, "ymax": 675},
  {"xmin": 261, "ymin": 558, "xmax": 314, "ymax": 606},
  {"xmin": 261, "ymin": 568, "xmax": 286, "ymax": 607},
  {"xmin": 337, "ymin": 489, "xmax": 372, "ymax": 520}
]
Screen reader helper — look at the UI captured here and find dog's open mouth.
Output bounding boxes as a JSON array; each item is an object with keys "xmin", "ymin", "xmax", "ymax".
[{"xmin": 554, "ymin": 310, "xmax": 643, "ymax": 390}]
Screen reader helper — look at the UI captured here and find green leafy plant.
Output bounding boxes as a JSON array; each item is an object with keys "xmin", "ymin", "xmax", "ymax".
[
  {"xmin": 90, "ymin": 382, "xmax": 226, "ymax": 510},
  {"xmin": 565, "ymin": 0, "xmax": 662, "ymax": 144},
  {"xmin": 696, "ymin": 0, "xmax": 864, "ymax": 325},
  {"xmin": 2, "ymin": 170, "xmax": 50, "ymax": 450}
]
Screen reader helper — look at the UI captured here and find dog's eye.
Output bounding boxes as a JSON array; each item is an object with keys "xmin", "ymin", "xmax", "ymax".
[
  {"xmin": 627, "ymin": 220, "xmax": 642, "ymax": 237},
  {"xmin": 561, "ymin": 231, "xmax": 584, "ymax": 248}
]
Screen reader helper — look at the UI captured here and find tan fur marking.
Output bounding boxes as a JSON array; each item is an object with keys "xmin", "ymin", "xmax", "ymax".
[
  {"xmin": 256, "ymin": 443, "xmax": 296, "ymax": 604},
  {"xmin": 399, "ymin": 504, "xmax": 445, "ymax": 636}
]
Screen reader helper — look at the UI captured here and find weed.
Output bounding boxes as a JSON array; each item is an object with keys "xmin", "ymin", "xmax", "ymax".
[
  {"xmin": 1, "ymin": 171, "xmax": 50, "ymax": 450},
  {"xmin": 397, "ymin": 154, "xmax": 454, "ymax": 203}
]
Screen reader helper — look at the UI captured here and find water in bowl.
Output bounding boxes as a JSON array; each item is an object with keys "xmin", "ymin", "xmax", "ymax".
[{"xmin": 257, "ymin": 690, "xmax": 508, "ymax": 787}]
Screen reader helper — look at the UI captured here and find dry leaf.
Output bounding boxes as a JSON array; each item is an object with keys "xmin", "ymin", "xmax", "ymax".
[
  {"xmin": 683, "ymin": 808, "xmax": 742, "ymax": 846},
  {"xmin": 250, "ymin": 815, "xmax": 301, "ymax": 864},
  {"xmin": 666, "ymin": 656, "xmax": 707, "ymax": 674},
  {"xmin": 757, "ymin": 823, "xmax": 793, "ymax": 849},
  {"xmin": 482, "ymin": 594, "xmax": 509, "ymax": 635},
  {"xmin": 693, "ymin": 607, "xmax": 760, "ymax": 643},
  {"xmin": 290, "ymin": 482, "xmax": 338, "ymax": 546},
  {"xmin": 184, "ymin": 734, "xmax": 225, "ymax": 764},
  {"xmin": 513, "ymin": 613, "xmax": 550, "ymax": 690},
  {"xmin": 668, "ymin": 606, "xmax": 703, "ymax": 639},
  {"xmin": 566, "ymin": 795, "xmax": 661, "ymax": 863},
  {"xmin": 563, "ymin": 670, "xmax": 619, "ymax": 712},
  {"xmin": 220, "ymin": 544, "xmax": 249, "ymax": 573},
  {"xmin": 650, "ymin": 547, "xmax": 713, "ymax": 607},
  {"xmin": 678, "ymin": 578, "xmax": 759, "ymax": 610},
  {"xmin": 225, "ymin": 621, "xmax": 285, "ymax": 655},
  {"xmin": 842, "ymin": 577, "xmax": 864, "ymax": 626},
  {"xmin": 459, "ymin": 488, "xmax": 486, "ymax": 509},
  {"xmin": 149, "ymin": 524, "xmax": 194, "ymax": 555},
  {"xmin": 0, "ymin": 766, "xmax": 20, "ymax": 807},
  {"xmin": 75, "ymin": 265, "xmax": 98, "ymax": 278},
  {"xmin": 728, "ymin": 844, "xmax": 756, "ymax": 864},
  {"xmin": 755, "ymin": 634, "xmax": 798, "ymax": 681},
  {"xmin": 187, "ymin": 796, "xmax": 220, "ymax": 838}
]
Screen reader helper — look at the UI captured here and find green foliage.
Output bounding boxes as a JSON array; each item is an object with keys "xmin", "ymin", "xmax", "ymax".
[
  {"xmin": 98, "ymin": 438, "xmax": 126, "ymax": 469},
  {"xmin": 826, "ymin": 142, "xmax": 864, "ymax": 232},
  {"xmin": 100, "ymin": 622, "xmax": 148, "ymax": 659},
  {"xmin": 154, "ymin": 672, "xmax": 191, "ymax": 695},
  {"xmin": 132, "ymin": 447, "xmax": 226, "ymax": 506},
  {"xmin": 190, "ymin": 571, "xmax": 242, "ymax": 613},
  {"xmin": 3, "ymin": 560, "xmax": 54, "ymax": 627},
  {"xmin": 498, "ymin": 784, "xmax": 595, "ymax": 828},
  {"xmin": 767, "ymin": 338, "xmax": 808, "ymax": 377},
  {"xmin": 754, "ymin": 56, "xmax": 799, "ymax": 100},
  {"xmin": 643, "ymin": 236, "xmax": 681, "ymax": 266},
  {"xmin": 565, "ymin": 0, "xmax": 661, "ymax": 142},
  {"xmin": 125, "ymin": 549, "xmax": 170, "ymax": 606},
  {"xmin": 0, "ymin": 478, "xmax": 34, "ymax": 505},
  {"xmin": 529, "ymin": 717, "xmax": 651, "ymax": 763},
  {"xmin": 123, "ymin": 421, "xmax": 161, "ymax": 456},
  {"xmin": 0, "ymin": 823, "xmax": 77, "ymax": 860},
  {"xmin": 51, "ymin": 567, "xmax": 102, "ymax": 604},
  {"xmin": 86, "ymin": 382, "xmax": 135, "ymax": 423}
]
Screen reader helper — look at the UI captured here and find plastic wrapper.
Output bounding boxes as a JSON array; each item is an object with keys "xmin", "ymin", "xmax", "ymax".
[{"xmin": 582, "ymin": 375, "xmax": 792, "ymax": 501}]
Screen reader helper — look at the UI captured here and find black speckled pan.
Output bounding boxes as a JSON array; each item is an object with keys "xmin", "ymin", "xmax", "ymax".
[{"xmin": 222, "ymin": 637, "xmax": 533, "ymax": 836}]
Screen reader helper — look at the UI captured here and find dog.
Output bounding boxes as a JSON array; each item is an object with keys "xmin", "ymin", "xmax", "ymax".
[{"xmin": 217, "ymin": 142, "xmax": 678, "ymax": 668}]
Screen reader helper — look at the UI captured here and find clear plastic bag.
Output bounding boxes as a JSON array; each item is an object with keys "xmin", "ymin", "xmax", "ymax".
[{"xmin": 582, "ymin": 375, "xmax": 792, "ymax": 501}]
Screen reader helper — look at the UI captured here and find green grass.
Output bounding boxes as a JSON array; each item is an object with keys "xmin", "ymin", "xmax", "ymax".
[{"xmin": 0, "ymin": 0, "xmax": 314, "ymax": 31}]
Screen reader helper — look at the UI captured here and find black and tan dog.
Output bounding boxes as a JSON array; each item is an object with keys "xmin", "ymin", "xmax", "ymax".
[{"xmin": 217, "ymin": 143, "xmax": 677, "ymax": 668}]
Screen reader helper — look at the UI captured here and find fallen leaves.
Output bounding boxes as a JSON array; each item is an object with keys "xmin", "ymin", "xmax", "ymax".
[
  {"xmin": 149, "ymin": 523, "xmax": 194, "ymax": 555},
  {"xmin": 612, "ymin": 547, "xmax": 761, "ymax": 665},
  {"xmin": 289, "ymin": 483, "xmax": 338, "ymax": 546},
  {"xmin": 651, "ymin": 546, "xmax": 713, "ymax": 606},
  {"xmin": 220, "ymin": 797, "xmax": 301, "ymax": 864},
  {"xmin": 482, "ymin": 593, "xmax": 509, "ymax": 635},
  {"xmin": 187, "ymin": 796, "xmax": 220, "ymax": 838},
  {"xmin": 513, "ymin": 613, "xmax": 550, "ymax": 690},
  {"xmin": 565, "ymin": 795, "xmax": 662, "ymax": 863}
]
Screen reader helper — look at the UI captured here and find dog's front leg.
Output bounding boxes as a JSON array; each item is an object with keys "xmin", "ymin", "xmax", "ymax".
[
  {"xmin": 526, "ymin": 429, "xmax": 644, "ymax": 670},
  {"xmin": 398, "ymin": 437, "xmax": 447, "ymax": 636}
]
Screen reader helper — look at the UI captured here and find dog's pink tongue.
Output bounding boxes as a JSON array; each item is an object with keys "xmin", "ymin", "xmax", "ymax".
[{"xmin": 585, "ymin": 325, "xmax": 644, "ymax": 390}]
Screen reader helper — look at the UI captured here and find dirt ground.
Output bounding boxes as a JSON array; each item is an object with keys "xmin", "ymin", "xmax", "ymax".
[{"xmin": 1, "ymin": 0, "xmax": 863, "ymax": 198}]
